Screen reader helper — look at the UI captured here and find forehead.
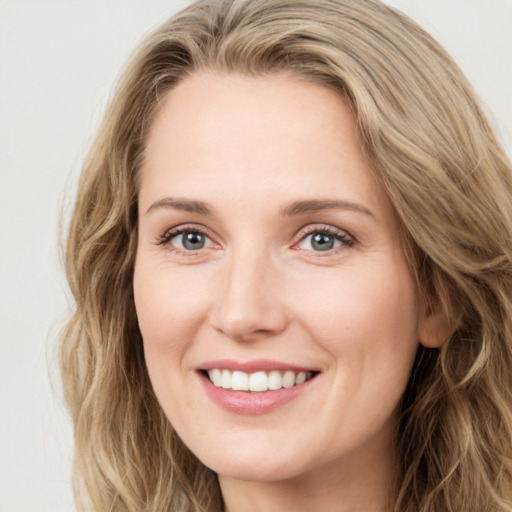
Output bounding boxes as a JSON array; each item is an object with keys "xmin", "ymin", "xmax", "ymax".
[
  {"xmin": 144, "ymin": 71, "xmax": 354, "ymax": 161},
  {"xmin": 139, "ymin": 71, "xmax": 392, "ymax": 223}
]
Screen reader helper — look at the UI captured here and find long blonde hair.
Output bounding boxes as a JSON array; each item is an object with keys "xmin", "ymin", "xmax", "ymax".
[{"xmin": 60, "ymin": 0, "xmax": 512, "ymax": 510}]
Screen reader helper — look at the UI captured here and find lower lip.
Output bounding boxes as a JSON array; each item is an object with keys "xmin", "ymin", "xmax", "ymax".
[{"xmin": 199, "ymin": 373, "xmax": 316, "ymax": 415}]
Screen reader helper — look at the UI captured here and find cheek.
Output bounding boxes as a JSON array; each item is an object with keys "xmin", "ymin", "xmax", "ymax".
[
  {"xmin": 293, "ymin": 259, "xmax": 420, "ymax": 416},
  {"xmin": 133, "ymin": 259, "xmax": 207, "ymax": 418},
  {"xmin": 292, "ymin": 261, "xmax": 419, "ymax": 349},
  {"xmin": 295, "ymin": 262, "xmax": 419, "ymax": 435},
  {"xmin": 133, "ymin": 259, "xmax": 211, "ymax": 352}
]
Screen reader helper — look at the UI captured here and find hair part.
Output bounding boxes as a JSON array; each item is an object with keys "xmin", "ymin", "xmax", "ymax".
[{"xmin": 61, "ymin": 1, "xmax": 512, "ymax": 510}]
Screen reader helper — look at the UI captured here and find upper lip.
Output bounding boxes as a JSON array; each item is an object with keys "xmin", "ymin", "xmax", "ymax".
[{"xmin": 198, "ymin": 359, "xmax": 318, "ymax": 373}]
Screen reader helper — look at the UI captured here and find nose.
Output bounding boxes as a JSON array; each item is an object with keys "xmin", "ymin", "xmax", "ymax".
[{"xmin": 209, "ymin": 247, "xmax": 289, "ymax": 342}]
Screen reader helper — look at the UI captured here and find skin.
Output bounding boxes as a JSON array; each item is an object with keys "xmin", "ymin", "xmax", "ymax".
[{"xmin": 134, "ymin": 72, "xmax": 446, "ymax": 512}]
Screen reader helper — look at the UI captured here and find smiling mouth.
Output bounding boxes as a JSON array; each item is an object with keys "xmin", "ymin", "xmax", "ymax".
[{"xmin": 202, "ymin": 369, "xmax": 318, "ymax": 392}]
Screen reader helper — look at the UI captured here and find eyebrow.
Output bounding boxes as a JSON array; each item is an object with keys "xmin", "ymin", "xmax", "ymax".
[
  {"xmin": 145, "ymin": 197, "xmax": 374, "ymax": 218},
  {"xmin": 146, "ymin": 198, "xmax": 212, "ymax": 215},
  {"xmin": 279, "ymin": 199, "xmax": 374, "ymax": 218}
]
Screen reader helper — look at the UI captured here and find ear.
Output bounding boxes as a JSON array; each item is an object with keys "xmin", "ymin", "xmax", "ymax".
[{"xmin": 418, "ymin": 303, "xmax": 458, "ymax": 348}]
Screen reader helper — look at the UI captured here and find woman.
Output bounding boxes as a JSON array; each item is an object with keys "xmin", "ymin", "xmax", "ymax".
[{"xmin": 60, "ymin": 0, "xmax": 512, "ymax": 511}]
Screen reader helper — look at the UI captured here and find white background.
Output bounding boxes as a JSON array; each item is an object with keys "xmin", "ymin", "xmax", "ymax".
[{"xmin": 0, "ymin": 1, "xmax": 510, "ymax": 511}]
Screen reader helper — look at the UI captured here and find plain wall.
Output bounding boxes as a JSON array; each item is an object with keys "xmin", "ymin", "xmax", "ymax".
[{"xmin": 0, "ymin": 1, "xmax": 510, "ymax": 511}]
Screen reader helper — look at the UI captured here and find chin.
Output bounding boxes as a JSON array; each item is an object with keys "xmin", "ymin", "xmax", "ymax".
[
  {"xmin": 185, "ymin": 435, "xmax": 310, "ymax": 483},
  {"xmin": 210, "ymin": 458, "xmax": 304, "ymax": 483}
]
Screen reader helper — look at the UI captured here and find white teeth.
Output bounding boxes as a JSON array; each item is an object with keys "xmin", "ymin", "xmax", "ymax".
[
  {"xmin": 221, "ymin": 369, "xmax": 231, "ymax": 389},
  {"xmin": 295, "ymin": 371, "xmax": 306, "ymax": 385},
  {"xmin": 268, "ymin": 370, "xmax": 282, "ymax": 390},
  {"xmin": 249, "ymin": 371, "xmax": 268, "ymax": 392},
  {"xmin": 231, "ymin": 370, "xmax": 249, "ymax": 391},
  {"xmin": 206, "ymin": 369, "xmax": 314, "ymax": 392},
  {"xmin": 210, "ymin": 368, "xmax": 222, "ymax": 387},
  {"xmin": 282, "ymin": 370, "xmax": 295, "ymax": 388}
]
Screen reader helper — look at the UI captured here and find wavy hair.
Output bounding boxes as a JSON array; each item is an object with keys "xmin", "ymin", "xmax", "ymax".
[{"xmin": 60, "ymin": 0, "xmax": 512, "ymax": 510}]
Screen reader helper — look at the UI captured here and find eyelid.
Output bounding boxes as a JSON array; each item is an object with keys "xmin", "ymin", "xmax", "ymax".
[
  {"xmin": 159, "ymin": 223, "xmax": 205, "ymax": 240},
  {"xmin": 157, "ymin": 223, "xmax": 220, "ymax": 252},
  {"xmin": 155, "ymin": 222, "xmax": 354, "ymax": 256},
  {"xmin": 292, "ymin": 224, "xmax": 355, "ymax": 252}
]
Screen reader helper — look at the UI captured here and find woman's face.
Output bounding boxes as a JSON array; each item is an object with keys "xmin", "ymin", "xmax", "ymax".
[{"xmin": 134, "ymin": 72, "xmax": 427, "ymax": 484}]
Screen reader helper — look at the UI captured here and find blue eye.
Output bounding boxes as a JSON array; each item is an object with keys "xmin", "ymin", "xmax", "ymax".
[
  {"xmin": 310, "ymin": 232, "xmax": 339, "ymax": 251},
  {"xmin": 298, "ymin": 229, "xmax": 352, "ymax": 252},
  {"xmin": 169, "ymin": 230, "xmax": 212, "ymax": 251}
]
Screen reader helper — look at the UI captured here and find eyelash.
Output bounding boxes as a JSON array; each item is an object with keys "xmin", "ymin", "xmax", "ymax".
[
  {"xmin": 157, "ymin": 225, "xmax": 214, "ymax": 257},
  {"xmin": 157, "ymin": 224, "xmax": 354, "ymax": 256},
  {"xmin": 295, "ymin": 225, "xmax": 354, "ymax": 254}
]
